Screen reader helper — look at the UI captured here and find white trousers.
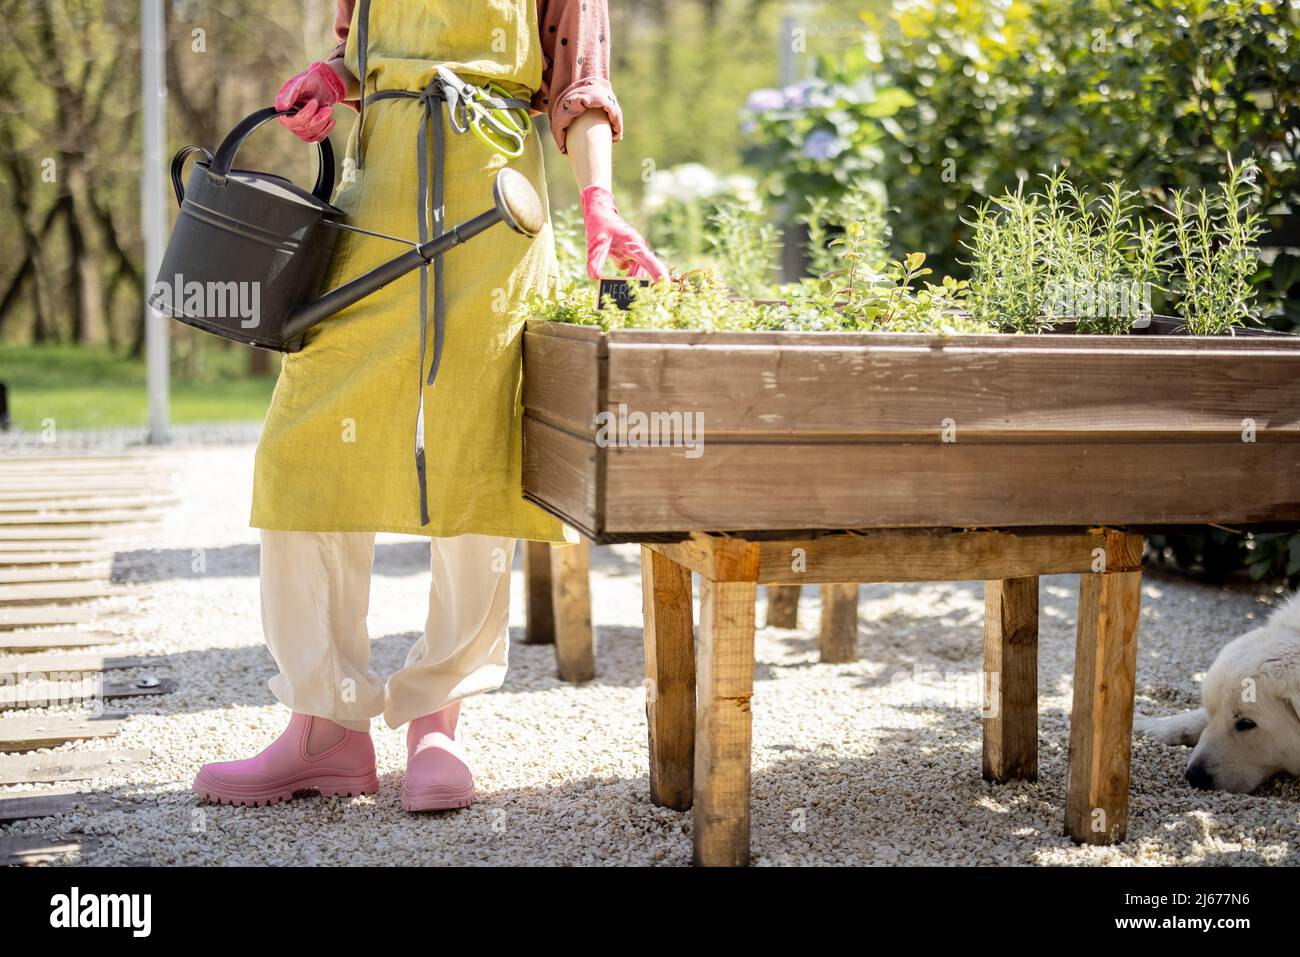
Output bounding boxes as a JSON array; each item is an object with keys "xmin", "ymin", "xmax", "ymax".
[{"xmin": 260, "ymin": 530, "xmax": 516, "ymax": 731}]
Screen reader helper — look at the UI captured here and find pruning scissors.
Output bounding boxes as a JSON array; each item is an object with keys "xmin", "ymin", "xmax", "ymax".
[{"xmin": 435, "ymin": 66, "xmax": 533, "ymax": 159}]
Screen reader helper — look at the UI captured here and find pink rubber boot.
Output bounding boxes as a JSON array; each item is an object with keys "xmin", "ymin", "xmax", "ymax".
[
  {"xmin": 402, "ymin": 702, "xmax": 475, "ymax": 812},
  {"xmin": 193, "ymin": 712, "xmax": 378, "ymax": 807}
]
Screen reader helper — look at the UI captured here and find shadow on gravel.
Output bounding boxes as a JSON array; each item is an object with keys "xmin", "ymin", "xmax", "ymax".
[
  {"xmin": 756, "ymin": 573, "xmax": 1267, "ymax": 721},
  {"xmin": 109, "ymin": 542, "xmax": 437, "ymax": 583},
  {"xmin": 92, "ymin": 620, "xmax": 653, "ymax": 716},
  {"xmin": 20, "ymin": 725, "xmax": 1294, "ymax": 865},
  {"xmin": 110, "ymin": 541, "xmax": 643, "ymax": 584}
]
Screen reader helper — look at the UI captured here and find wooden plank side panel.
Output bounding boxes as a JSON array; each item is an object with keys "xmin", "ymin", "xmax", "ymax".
[
  {"xmin": 756, "ymin": 529, "xmax": 1140, "ymax": 584},
  {"xmin": 521, "ymin": 416, "xmax": 600, "ymax": 536},
  {"xmin": 603, "ymin": 336, "xmax": 1300, "ymax": 438},
  {"xmin": 602, "ymin": 442, "xmax": 1300, "ymax": 533},
  {"xmin": 605, "ymin": 328, "xmax": 1300, "ymax": 351},
  {"xmin": 523, "ymin": 330, "xmax": 1300, "ymax": 535},
  {"xmin": 522, "ymin": 327, "xmax": 604, "ymax": 435}
]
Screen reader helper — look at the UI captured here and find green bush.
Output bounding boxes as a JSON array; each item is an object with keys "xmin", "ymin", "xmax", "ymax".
[
  {"xmin": 742, "ymin": 0, "xmax": 1300, "ymax": 326},
  {"xmin": 1149, "ymin": 529, "xmax": 1300, "ymax": 586}
]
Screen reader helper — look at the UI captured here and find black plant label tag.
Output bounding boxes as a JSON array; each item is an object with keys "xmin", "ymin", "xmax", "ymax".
[{"xmin": 597, "ymin": 277, "xmax": 651, "ymax": 311}]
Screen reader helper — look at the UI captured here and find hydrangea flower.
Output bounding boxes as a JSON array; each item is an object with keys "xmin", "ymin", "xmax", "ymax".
[
  {"xmin": 802, "ymin": 129, "xmax": 840, "ymax": 161},
  {"xmin": 781, "ymin": 81, "xmax": 816, "ymax": 108},
  {"xmin": 744, "ymin": 88, "xmax": 785, "ymax": 114}
]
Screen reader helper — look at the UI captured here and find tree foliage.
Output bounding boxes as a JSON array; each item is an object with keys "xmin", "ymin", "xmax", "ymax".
[{"xmin": 744, "ymin": 0, "xmax": 1300, "ymax": 324}]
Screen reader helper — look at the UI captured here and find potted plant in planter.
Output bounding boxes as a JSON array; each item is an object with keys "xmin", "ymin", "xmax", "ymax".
[{"xmin": 520, "ymin": 163, "xmax": 1300, "ymax": 543}]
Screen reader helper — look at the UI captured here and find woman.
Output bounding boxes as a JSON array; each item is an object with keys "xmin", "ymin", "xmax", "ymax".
[{"xmin": 193, "ymin": 0, "xmax": 666, "ymax": 812}]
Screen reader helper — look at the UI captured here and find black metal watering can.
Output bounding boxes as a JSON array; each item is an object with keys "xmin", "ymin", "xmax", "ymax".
[{"xmin": 149, "ymin": 107, "xmax": 544, "ymax": 353}]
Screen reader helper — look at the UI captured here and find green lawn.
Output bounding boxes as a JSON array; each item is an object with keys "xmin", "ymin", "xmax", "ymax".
[{"xmin": 0, "ymin": 344, "xmax": 275, "ymax": 431}]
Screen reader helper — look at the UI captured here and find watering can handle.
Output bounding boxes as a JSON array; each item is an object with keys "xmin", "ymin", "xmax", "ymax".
[
  {"xmin": 207, "ymin": 107, "xmax": 336, "ymax": 203},
  {"xmin": 170, "ymin": 145, "xmax": 215, "ymax": 206}
]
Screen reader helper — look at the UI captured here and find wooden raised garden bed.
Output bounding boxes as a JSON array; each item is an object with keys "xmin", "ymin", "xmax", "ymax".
[
  {"xmin": 521, "ymin": 319, "xmax": 1300, "ymax": 865},
  {"xmin": 522, "ymin": 322, "xmax": 1300, "ymax": 542}
]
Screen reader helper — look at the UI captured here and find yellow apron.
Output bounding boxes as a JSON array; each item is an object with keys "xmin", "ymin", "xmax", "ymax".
[{"xmin": 251, "ymin": 0, "xmax": 568, "ymax": 543}]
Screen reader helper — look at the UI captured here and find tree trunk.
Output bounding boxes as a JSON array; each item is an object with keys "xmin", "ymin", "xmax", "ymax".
[
  {"xmin": 65, "ymin": 160, "xmax": 108, "ymax": 346},
  {"xmin": 0, "ymin": 165, "xmax": 59, "ymax": 343}
]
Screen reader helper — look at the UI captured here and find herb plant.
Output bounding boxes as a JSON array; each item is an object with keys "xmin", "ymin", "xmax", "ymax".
[
  {"xmin": 1164, "ymin": 158, "xmax": 1266, "ymax": 335},
  {"xmin": 528, "ymin": 164, "xmax": 1263, "ymax": 337},
  {"xmin": 963, "ymin": 164, "xmax": 1261, "ymax": 334}
]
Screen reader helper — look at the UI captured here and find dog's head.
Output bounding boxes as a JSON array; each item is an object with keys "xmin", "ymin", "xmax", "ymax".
[{"xmin": 1187, "ymin": 596, "xmax": 1300, "ymax": 793}]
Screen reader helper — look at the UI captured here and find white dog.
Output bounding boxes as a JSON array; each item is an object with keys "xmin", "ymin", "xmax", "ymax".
[{"xmin": 1135, "ymin": 594, "xmax": 1300, "ymax": 793}]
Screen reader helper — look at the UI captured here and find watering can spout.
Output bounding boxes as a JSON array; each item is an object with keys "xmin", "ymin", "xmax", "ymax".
[{"xmin": 280, "ymin": 168, "xmax": 545, "ymax": 343}]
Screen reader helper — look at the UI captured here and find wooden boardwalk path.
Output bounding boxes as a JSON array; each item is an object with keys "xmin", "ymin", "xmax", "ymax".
[{"xmin": 0, "ymin": 450, "xmax": 177, "ymax": 864}]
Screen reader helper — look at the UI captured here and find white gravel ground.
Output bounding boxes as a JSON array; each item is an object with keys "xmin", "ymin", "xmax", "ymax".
[{"xmin": 2, "ymin": 445, "xmax": 1297, "ymax": 866}]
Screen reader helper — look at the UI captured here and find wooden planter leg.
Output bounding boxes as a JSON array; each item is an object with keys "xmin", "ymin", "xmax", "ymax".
[
  {"xmin": 1066, "ymin": 569, "xmax": 1142, "ymax": 844},
  {"xmin": 640, "ymin": 546, "xmax": 695, "ymax": 811},
  {"xmin": 521, "ymin": 542, "xmax": 555, "ymax": 645},
  {"xmin": 694, "ymin": 545, "xmax": 759, "ymax": 867},
  {"xmin": 549, "ymin": 538, "xmax": 594, "ymax": 683},
  {"xmin": 765, "ymin": 585, "xmax": 800, "ymax": 629},
  {"xmin": 982, "ymin": 576, "xmax": 1038, "ymax": 783},
  {"xmin": 818, "ymin": 583, "xmax": 859, "ymax": 663}
]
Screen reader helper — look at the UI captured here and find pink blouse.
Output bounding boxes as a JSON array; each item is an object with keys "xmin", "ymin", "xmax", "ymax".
[{"xmin": 326, "ymin": 0, "xmax": 623, "ymax": 154}]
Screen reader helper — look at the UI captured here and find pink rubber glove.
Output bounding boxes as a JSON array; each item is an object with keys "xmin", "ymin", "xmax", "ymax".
[
  {"xmin": 581, "ymin": 186, "xmax": 669, "ymax": 281},
  {"xmin": 275, "ymin": 62, "xmax": 346, "ymax": 143}
]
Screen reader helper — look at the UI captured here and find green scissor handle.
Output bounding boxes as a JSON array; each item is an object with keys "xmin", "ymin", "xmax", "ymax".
[
  {"xmin": 469, "ymin": 119, "xmax": 525, "ymax": 158},
  {"xmin": 466, "ymin": 82, "xmax": 531, "ymax": 158},
  {"xmin": 483, "ymin": 82, "xmax": 532, "ymax": 137}
]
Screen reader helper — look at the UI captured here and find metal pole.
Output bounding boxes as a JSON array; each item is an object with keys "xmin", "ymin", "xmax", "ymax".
[
  {"xmin": 778, "ymin": 13, "xmax": 797, "ymax": 88},
  {"xmin": 141, "ymin": 0, "xmax": 170, "ymax": 444}
]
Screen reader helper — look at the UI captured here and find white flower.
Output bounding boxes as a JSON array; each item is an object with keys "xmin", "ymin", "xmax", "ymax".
[{"xmin": 644, "ymin": 163, "xmax": 751, "ymax": 212}]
